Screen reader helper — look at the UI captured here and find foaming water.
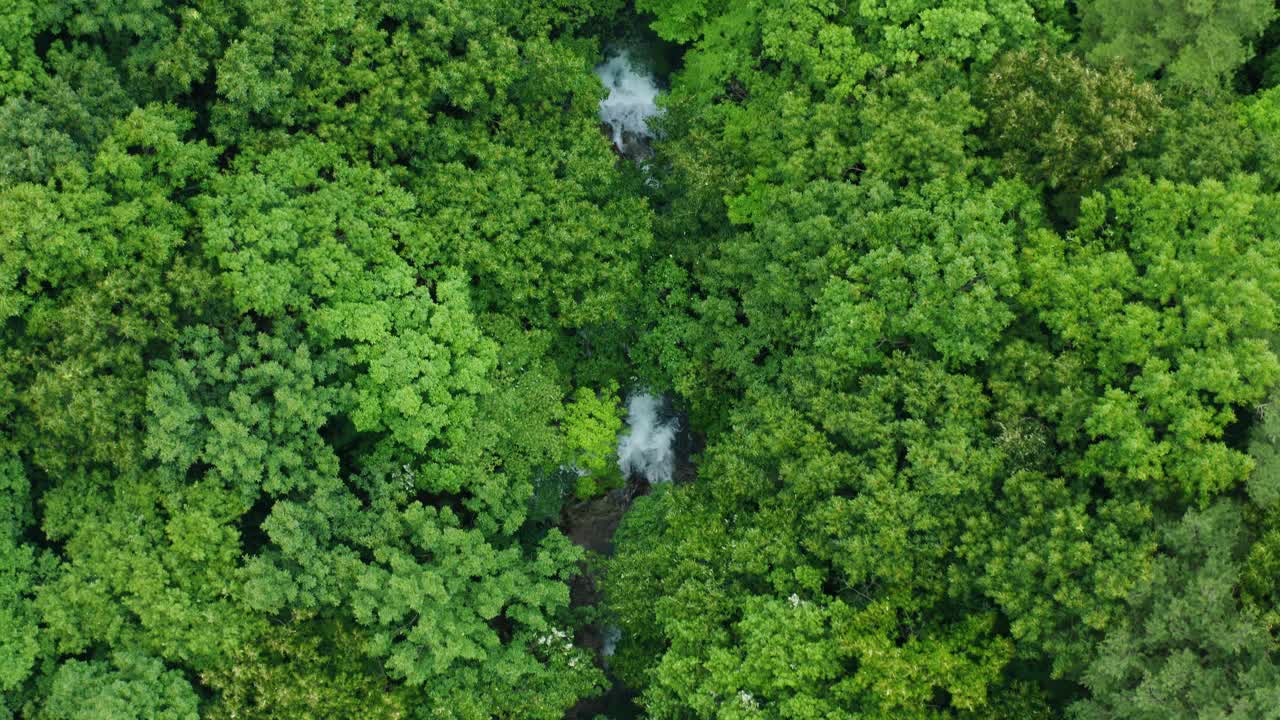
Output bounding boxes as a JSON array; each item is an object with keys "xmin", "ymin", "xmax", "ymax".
[
  {"xmin": 616, "ymin": 393, "xmax": 678, "ymax": 484},
  {"xmin": 595, "ymin": 51, "xmax": 663, "ymax": 155}
]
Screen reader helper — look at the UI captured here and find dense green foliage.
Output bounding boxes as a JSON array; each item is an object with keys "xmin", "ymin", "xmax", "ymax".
[
  {"xmin": 3, "ymin": 1, "xmax": 1280, "ymax": 718},
  {"xmin": 1079, "ymin": 0, "xmax": 1274, "ymax": 89}
]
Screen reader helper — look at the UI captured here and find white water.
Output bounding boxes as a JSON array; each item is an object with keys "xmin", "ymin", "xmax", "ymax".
[
  {"xmin": 602, "ymin": 625, "xmax": 622, "ymax": 659},
  {"xmin": 617, "ymin": 393, "xmax": 679, "ymax": 484},
  {"xmin": 594, "ymin": 51, "xmax": 663, "ymax": 153}
]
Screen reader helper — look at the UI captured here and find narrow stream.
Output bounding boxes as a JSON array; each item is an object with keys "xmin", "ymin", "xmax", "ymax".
[
  {"xmin": 563, "ymin": 392, "xmax": 694, "ymax": 719},
  {"xmin": 562, "ymin": 23, "xmax": 685, "ymax": 717}
]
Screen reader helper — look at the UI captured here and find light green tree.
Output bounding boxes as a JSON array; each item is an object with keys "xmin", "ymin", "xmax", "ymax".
[
  {"xmin": 563, "ymin": 383, "xmax": 625, "ymax": 498},
  {"xmin": 41, "ymin": 652, "xmax": 199, "ymax": 720}
]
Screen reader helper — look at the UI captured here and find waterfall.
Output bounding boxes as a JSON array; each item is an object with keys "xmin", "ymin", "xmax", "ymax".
[
  {"xmin": 595, "ymin": 51, "xmax": 663, "ymax": 157},
  {"xmin": 616, "ymin": 393, "xmax": 679, "ymax": 484}
]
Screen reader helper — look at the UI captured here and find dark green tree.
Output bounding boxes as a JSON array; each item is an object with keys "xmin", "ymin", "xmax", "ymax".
[
  {"xmin": 0, "ymin": 453, "xmax": 46, "ymax": 719},
  {"xmin": 1078, "ymin": 0, "xmax": 1274, "ymax": 89},
  {"xmin": 0, "ymin": 105, "xmax": 223, "ymax": 476},
  {"xmin": 1071, "ymin": 502, "xmax": 1280, "ymax": 720},
  {"xmin": 1133, "ymin": 87, "xmax": 1261, "ymax": 186}
]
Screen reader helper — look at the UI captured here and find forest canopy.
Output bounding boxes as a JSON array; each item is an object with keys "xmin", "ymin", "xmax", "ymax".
[{"xmin": 4, "ymin": 1, "xmax": 1280, "ymax": 718}]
